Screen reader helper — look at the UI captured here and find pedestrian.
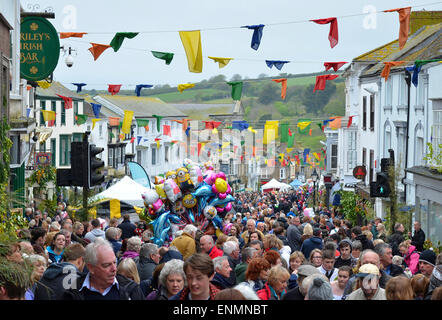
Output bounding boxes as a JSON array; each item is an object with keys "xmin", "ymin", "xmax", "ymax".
[
  {"xmin": 351, "ymin": 240, "xmax": 363, "ymax": 261},
  {"xmin": 351, "ymin": 226, "xmax": 374, "ymax": 251},
  {"xmin": 62, "ymin": 238, "xmax": 144, "ymax": 300},
  {"xmin": 241, "ymin": 219, "xmax": 265, "ymax": 245},
  {"xmin": 410, "ymin": 274, "xmax": 430, "ymax": 300},
  {"xmin": 331, "ymin": 265, "xmax": 352, "ymax": 300},
  {"xmin": 387, "ymin": 223, "xmax": 405, "ymax": 256},
  {"xmin": 211, "ymin": 256, "xmax": 234, "ymax": 290},
  {"xmin": 305, "ymin": 275, "xmax": 334, "ymax": 300},
  {"xmin": 288, "ymin": 251, "xmax": 306, "ymax": 289},
  {"xmin": 287, "ymin": 215, "xmax": 303, "ymax": 252},
  {"xmin": 409, "ymin": 221, "xmax": 425, "ymax": 252},
  {"xmin": 46, "ymin": 232, "xmax": 66, "ymax": 264},
  {"xmin": 147, "ymin": 259, "xmax": 186, "ymax": 300},
  {"xmin": 309, "ymin": 248, "xmax": 323, "ymax": 268},
  {"xmin": 242, "ymin": 257, "xmax": 271, "ymax": 292},
  {"xmin": 376, "ymin": 223, "xmax": 387, "ymax": 242},
  {"xmin": 317, "ymin": 249, "xmax": 338, "ymax": 281},
  {"xmin": 374, "ymin": 242, "xmax": 405, "ymax": 277},
  {"xmin": 84, "ymin": 219, "xmax": 105, "ymax": 243},
  {"xmin": 200, "ymin": 235, "xmax": 223, "ymax": 259},
  {"xmin": 119, "ymin": 236, "xmax": 141, "ymax": 263},
  {"xmin": 105, "ymin": 227, "xmax": 122, "ymax": 256},
  {"xmin": 334, "ymin": 239, "xmax": 356, "ymax": 268},
  {"xmin": 170, "ymin": 224, "xmax": 197, "ymax": 261},
  {"xmin": 345, "ymin": 263, "xmax": 386, "ymax": 300},
  {"xmin": 223, "ymin": 240, "xmax": 240, "ymax": 285},
  {"xmin": 399, "ymin": 240, "xmax": 420, "ymax": 275},
  {"xmin": 282, "ymin": 264, "xmax": 321, "ymax": 300},
  {"xmin": 235, "ymin": 247, "xmax": 257, "ymax": 284},
  {"xmin": 137, "ymin": 243, "xmax": 161, "ymax": 281},
  {"xmin": 24, "ymin": 254, "xmax": 47, "ymax": 300},
  {"xmin": 301, "ymin": 227, "xmax": 323, "ymax": 259},
  {"xmin": 117, "ymin": 214, "xmax": 137, "ymax": 240},
  {"xmin": 256, "ymin": 265, "xmax": 290, "ymax": 300},
  {"xmin": 171, "ymin": 253, "xmax": 220, "ymax": 300},
  {"xmin": 117, "ymin": 257, "xmax": 140, "ymax": 284},
  {"xmin": 385, "ymin": 276, "xmax": 414, "ymax": 300},
  {"xmin": 418, "ymin": 249, "xmax": 436, "ymax": 278}
]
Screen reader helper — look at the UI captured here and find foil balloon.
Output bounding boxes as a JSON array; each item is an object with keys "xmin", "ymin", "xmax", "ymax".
[
  {"xmin": 176, "ymin": 167, "xmax": 193, "ymax": 191},
  {"xmin": 208, "ymin": 194, "xmax": 235, "ymax": 207},
  {"xmin": 182, "ymin": 193, "xmax": 197, "ymax": 208},
  {"xmin": 164, "ymin": 178, "xmax": 182, "ymax": 203},
  {"xmin": 189, "ymin": 165, "xmax": 203, "ymax": 188},
  {"xmin": 154, "ymin": 176, "xmax": 165, "ymax": 185},
  {"xmin": 203, "ymin": 205, "xmax": 217, "ymax": 220},
  {"xmin": 165, "ymin": 170, "xmax": 177, "ymax": 183},
  {"xmin": 141, "ymin": 189, "xmax": 164, "ymax": 214},
  {"xmin": 155, "ymin": 184, "xmax": 167, "ymax": 200},
  {"xmin": 203, "ymin": 170, "xmax": 216, "ymax": 185},
  {"xmin": 211, "ymin": 172, "xmax": 231, "ymax": 200},
  {"xmin": 192, "ymin": 184, "xmax": 214, "ymax": 198}
]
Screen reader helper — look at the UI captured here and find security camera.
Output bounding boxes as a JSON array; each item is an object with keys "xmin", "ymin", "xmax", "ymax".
[{"xmin": 65, "ymin": 55, "xmax": 74, "ymax": 67}]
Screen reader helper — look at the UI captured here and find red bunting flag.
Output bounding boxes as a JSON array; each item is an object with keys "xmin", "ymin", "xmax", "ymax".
[
  {"xmin": 203, "ymin": 121, "xmax": 222, "ymax": 130},
  {"xmin": 163, "ymin": 125, "xmax": 171, "ymax": 136},
  {"xmin": 56, "ymin": 94, "xmax": 73, "ymax": 109},
  {"xmin": 324, "ymin": 61, "xmax": 347, "ymax": 71},
  {"xmin": 130, "ymin": 137, "xmax": 135, "ymax": 143},
  {"xmin": 88, "ymin": 43, "xmax": 111, "ymax": 61},
  {"xmin": 288, "ymin": 128, "xmax": 292, "ymax": 136},
  {"xmin": 347, "ymin": 115, "xmax": 354, "ymax": 128},
  {"xmin": 313, "ymin": 74, "xmax": 339, "ymax": 92},
  {"xmin": 311, "ymin": 17, "xmax": 338, "ymax": 48},
  {"xmin": 108, "ymin": 84, "xmax": 122, "ymax": 95}
]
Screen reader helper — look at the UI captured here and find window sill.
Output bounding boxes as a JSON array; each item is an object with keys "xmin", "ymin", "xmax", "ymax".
[
  {"xmin": 383, "ymin": 105, "xmax": 392, "ymax": 112},
  {"xmin": 414, "ymin": 105, "xmax": 424, "ymax": 112},
  {"xmin": 397, "ymin": 104, "xmax": 408, "ymax": 111}
]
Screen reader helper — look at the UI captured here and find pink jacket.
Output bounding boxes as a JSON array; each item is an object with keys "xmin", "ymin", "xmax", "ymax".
[{"xmin": 404, "ymin": 245, "xmax": 420, "ymax": 274}]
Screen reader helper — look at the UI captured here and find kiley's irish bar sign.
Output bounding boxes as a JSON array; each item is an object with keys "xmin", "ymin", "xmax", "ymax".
[{"xmin": 20, "ymin": 16, "xmax": 60, "ymax": 81}]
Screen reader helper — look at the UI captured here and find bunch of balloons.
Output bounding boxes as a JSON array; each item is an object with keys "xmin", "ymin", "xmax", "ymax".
[{"xmin": 141, "ymin": 159, "xmax": 235, "ymax": 246}]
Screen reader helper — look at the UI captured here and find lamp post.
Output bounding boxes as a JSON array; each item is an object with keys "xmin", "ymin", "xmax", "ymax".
[{"xmin": 311, "ymin": 168, "xmax": 318, "ymax": 211}]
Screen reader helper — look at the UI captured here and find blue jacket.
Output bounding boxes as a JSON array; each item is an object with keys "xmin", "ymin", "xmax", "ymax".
[
  {"xmin": 46, "ymin": 246, "xmax": 64, "ymax": 264},
  {"xmin": 301, "ymin": 236, "xmax": 323, "ymax": 259}
]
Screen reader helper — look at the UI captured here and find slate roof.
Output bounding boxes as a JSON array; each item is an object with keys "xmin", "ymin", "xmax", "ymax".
[
  {"xmin": 170, "ymin": 103, "xmax": 236, "ymax": 120},
  {"xmin": 36, "ymin": 81, "xmax": 84, "ymax": 100}
]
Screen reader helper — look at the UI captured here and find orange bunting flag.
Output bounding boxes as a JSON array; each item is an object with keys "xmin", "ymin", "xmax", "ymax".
[
  {"xmin": 272, "ymin": 78, "xmax": 287, "ymax": 100},
  {"xmin": 88, "ymin": 43, "xmax": 111, "ymax": 61},
  {"xmin": 383, "ymin": 7, "xmax": 411, "ymax": 50},
  {"xmin": 59, "ymin": 32, "xmax": 87, "ymax": 39},
  {"xmin": 329, "ymin": 117, "xmax": 342, "ymax": 129},
  {"xmin": 381, "ymin": 61, "xmax": 405, "ymax": 81}
]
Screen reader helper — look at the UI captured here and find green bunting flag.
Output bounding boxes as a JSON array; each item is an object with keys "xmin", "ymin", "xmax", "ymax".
[
  {"xmin": 75, "ymin": 114, "xmax": 88, "ymax": 125},
  {"xmin": 227, "ymin": 81, "xmax": 243, "ymax": 101},
  {"xmin": 152, "ymin": 115, "xmax": 164, "ymax": 132},
  {"xmin": 151, "ymin": 51, "xmax": 174, "ymax": 65},
  {"xmin": 109, "ymin": 131, "xmax": 115, "ymax": 139},
  {"xmin": 136, "ymin": 118, "xmax": 149, "ymax": 127},
  {"xmin": 280, "ymin": 123, "xmax": 289, "ymax": 143},
  {"xmin": 287, "ymin": 131, "xmax": 295, "ymax": 148},
  {"xmin": 110, "ymin": 32, "xmax": 139, "ymax": 52}
]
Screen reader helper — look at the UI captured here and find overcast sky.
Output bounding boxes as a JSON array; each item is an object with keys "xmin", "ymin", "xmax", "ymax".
[{"xmin": 20, "ymin": 0, "xmax": 442, "ymax": 91}]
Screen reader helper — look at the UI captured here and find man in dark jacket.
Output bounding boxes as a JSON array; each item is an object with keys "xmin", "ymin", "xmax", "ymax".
[
  {"xmin": 34, "ymin": 243, "xmax": 86, "ymax": 300},
  {"xmin": 137, "ymin": 243, "xmax": 160, "ymax": 281},
  {"xmin": 282, "ymin": 265, "xmax": 321, "ymax": 300},
  {"xmin": 117, "ymin": 214, "xmax": 136, "ymax": 240},
  {"xmin": 210, "ymin": 256, "xmax": 234, "ymax": 290},
  {"xmin": 374, "ymin": 242, "xmax": 404, "ymax": 277},
  {"xmin": 287, "ymin": 216, "xmax": 303, "ymax": 252},
  {"xmin": 410, "ymin": 221, "xmax": 425, "ymax": 252},
  {"xmin": 351, "ymin": 226, "xmax": 374, "ymax": 251},
  {"xmin": 301, "ymin": 228, "xmax": 323, "ymax": 259},
  {"xmin": 62, "ymin": 238, "xmax": 144, "ymax": 300},
  {"xmin": 387, "ymin": 223, "xmax": 405, "ymax": 256}
]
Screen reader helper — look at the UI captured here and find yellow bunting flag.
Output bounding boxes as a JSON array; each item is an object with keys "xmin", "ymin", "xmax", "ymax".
[
  {"xmin": 37, "ymin": 80, "xmax": 51, "ymax": 89},
  {"xmin": 179, "ymin": 30, "xmax": 203, "ymax": 73},
  {"xmin": 263, "ymin": 120, "xmax": 279, "ymax": 145},
  {"xmin": 155, "ymin": 138, "xmax": 161, "ymax": 149},
  {"xmin": 41, "ymin": 110, "xmax": 55, "ymax": 122},
  {"xmin": 286, "ymin": 148, "xmax": 293, "ymax": 153},
  {"xmin": 221, "ymin": 142, "xmax": 230, "ymax": 149},
  {"xmin": 122, "ymin": 110, "xmax": 134, "ymax": 134},
  {"xmin": 248, "ymin": 126, "xmax": 257, "ymax": 134},
  {"xmin": 297, "ymin": 121, "xmax": 311, "ymax": 131},
  {"xmin": 92, "ymin": 118, "xmax": 102, "ymax": 130},
  {"xmin": 178, "ymin": 83, "xmax": 195, "ymax": 93},
  {"xmin": 208, "ymin": 56, "xmax": 233, "ymax": 69},
  {"xmin": 313, "ymin": 152, "xmax": 320, "ymax": 161}
]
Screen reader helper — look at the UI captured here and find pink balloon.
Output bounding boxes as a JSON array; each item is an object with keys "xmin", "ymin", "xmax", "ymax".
[
  {"xmin": 204, "ymin": 171, "xmax": 216, "ymax": 185},
  {"xmin": 225, "ymin": 202, "xmax": 232, "ymax": 212}
]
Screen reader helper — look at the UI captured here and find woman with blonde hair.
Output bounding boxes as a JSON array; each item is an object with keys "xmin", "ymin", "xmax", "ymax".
[
  {"xmin": 288, "ymin": 251, "xmax": 306, "ymax": 289},
  {"xmin": 301, "ymin": 223, "xmax": 313, "ymax": 242},
  {"xmin": 309, "ymin": 248, "xmax": 323, "ymax": 268},
  {"xmin": 376, "ymin": 223, "xmax": 387, "ymax": 242},
  {"xmin": 399, "ymin": 240, "xmax": 420, "ymax": 275},
  {"xmin": 385, "ymin": 276, "xmax": 414, "ymax": 300},
  {"xmin": 24, "ymin": 254, "xmax": 47, "ymax": 300},
  {"xmin": 117, "ymin": 257, "xmax": 140, "ymax": 284},
  {"xmin": 256, "ymin": 265, "xmax": 290, "ymax": 300},
  {"xmin": 263, "ymin": 234, "xmax": 283, "ymax": 252}
]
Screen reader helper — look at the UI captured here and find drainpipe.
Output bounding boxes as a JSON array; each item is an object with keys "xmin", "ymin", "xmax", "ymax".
[{"xmin": 402, "ymin": 70, "xmax": 412, "ymax": 204}]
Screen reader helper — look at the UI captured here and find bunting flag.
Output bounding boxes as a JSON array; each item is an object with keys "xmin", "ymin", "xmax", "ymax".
[
  {"xmin": 314, "ymin": 74, "xmax": 339, "ymax": 92},
  {"xmin": 135, "ymin": 118, "xmax": 149, "ymax": 127},
  {"xmin": 313, "ymin": 152, "xmax": 321, "ymax": 161},
  {"xmin": 381, "ymin": 61, "xmax": 406, "ymax": 81},
  {"xmin": 130, "ymin": 136, "xmax": 135, "ymax": 144},
  {"xmin": 151, "ymin": 51, "xmax": 174, "ymax": 65},
  {"xmin": 241, "ymin": 24, "xmax": 264, "ymax": 50},
  {"xmin": 406, "ymin": 59, "xmax": 441, "ymax": 87},
  {"xmin": 109, "ymin": 32, "xmax": 139, "ymax": 52},
  {"xmin": 88, "ymin": 43, "xmax": 111, "ymax": 60},
  {"xmin": 263, "ymin": 120, "xmax": 279, "ymax": 144},
  {"xmin": 59, "ymin": 32, "xmax": 87, "ymax": 39},
  {"xmin": 294, "ymin": 155, "xmax": 300, "ymax": 165},
  {"xmin": 311, "ymin": 17, "xmax": 338, "ymax": 48},
  {"xmin": 163, "ymin": 125, "xmax": 171, "ymax": 136},
  {"xmin": 329, "ymin": 117, "xmax": 342, "ymax": 129},
  {"xmin": 227, "ymin": 81, "xmax": 243, "ymax": 100},
  {"xmin": 221, "ymin": 142, "xmax": 230, "ymax": 149},
  {"xmin": 75, "ymin": 114, "xmax": 88, "ymax": 125},
  {"xmin": 287, "ymin": 130, "xmax": 295, "ymax": 148},
  {"xmin": 248, "ymin": 126, "xmax": 257, "ymax": 134},
  {"xmin": 383, "ymin": 7, "xmax": 411, "ymax": 50},
  {"xmin": 119, "ymin": 133, "xmax": 125, "ymax": 140},
  {"xmin": 135, "ymin": 84, "xmax": 153, "ymax": 96},
  {"xmin": 26, "ymin": 108, "xmax": 31, "ymax": 118},
  {"xmin": 272, "ymin": 78, "xmax": 287, "ymax": 100},
  {"xmin": 179, "ymin": 30, "xmax": 203, "ymax": 73},
  {"xmin": 72, "ymin": 83, "xmax": 87, "ymax": 93},
  {"xmin": 91, "ymin": 118, "xmax": 102, "ymax": 130},
  {"xmin": 109, "ymin": 132, "xmax": 115, "ymax": 139},
  {"xmin": 152, "ymin": 115, "xmax": 164, "ymax": 132},
  {"xmin": 303, "ymin": 148, "xmax": 310, "ymax": 163},
  {"xmin": 208, "ymin": 56, "xmax": 233, "ymax": 69},
  {"xmin": 108, "ymin": 84, "xmax": 122, "ymax": 95},
  {"xmin": 36, "ymin": 80, "xmax": 51, "ymax": 89},
  {"xmin": 137, "ymin": 136, "xmax": 142, "ymax": 145},
  {"xmin": 324, "ymin": 61, "xmax": 347, "ymax": 71},
  {"xmin": 347, "ymin": 115, "xmax": 354, "ymax": 128},
  {"xmin": 185, "ymin": 126, "xmax": 190, "ymax": 137},
  {"xmin": 265, "ymin": 60, "xmax": 290, "ymax": 70},
  {"xmin": 56, "ymin": 94, "xmax": 73, "ymax": 109},
  {"xmin": 178, "ymin": 83, "xmax": 195, "ymax": 92},
  {"xmin": 108, "ymin": 116, "xmax": 120, "ymax": 126},
  {"xmin": 280, "ymin": 123, "xmax": 289, "ymax": 143},
  {"xmin": 323, "ymin": 119, "xmax": 333, "ymax": 127},
  {"xmin": 202, "ymin": 121, "xmax": 221, "ymax": 130},
  {"xmin": 122, "ymin": 110, "xmax": 134, "ymax": 134},
  {"xmin": 232, "ymin": 120, "xmax": 249, "ymax": 131},
  {"xmin": 91, "ymin": 103, "xmax": 101, "ymax": 118},
  {"xmin": 41, "ymin": 110, "xmax": 55, "ymax": 122},
  {"xmin": 309, "ymin": 128, "xmax": 312, "ymax": 136},
  {"xmin": 297, "ymin": 120, "xmax": 311, "ymax": 134},
  {"xmin": 317, "ymin": 122, "xmax": 325, "ymax": 131},
  {"xmin": 144, "ymin": 125, "xmax": 149, "ymax": 132},
  {"xmin": 172, "ymin": 119, "xmax": 190, "ymax": 131}
]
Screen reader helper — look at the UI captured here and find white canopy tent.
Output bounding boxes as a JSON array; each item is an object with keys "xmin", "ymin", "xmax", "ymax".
[
  {"xmin": 91, "ymin": 176, "xmax": 150, "ymax": 207},
  {"xmin": 261, "ymin": 179, "xmax": 285, "ymax": 192}
]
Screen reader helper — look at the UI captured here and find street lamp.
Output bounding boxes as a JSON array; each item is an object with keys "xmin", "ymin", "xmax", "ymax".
[{"xmin": 311, "ymin": 168, "xmax": 318, "ymax": 211}]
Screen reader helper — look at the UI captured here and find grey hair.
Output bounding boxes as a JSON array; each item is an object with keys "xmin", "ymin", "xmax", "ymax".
[
  {"xmin": 213, "ymin": 255, "xmax": 228, "ymax": 271},
  {"xmin": 126, "ymin": 236, "xmax": 142, "ymax": 252},
  {"xmin": 301, "ymin": 273, "xmax": 328, "ymax": 296},
  {"xmin": 183, "ymin": 224, "xmax": 197, "ymax": 235},
  {"xmin": 201, "ymin": 235, "xmax": 214, "ymax": 246},
  {"xmin": 139, "ymin": 243, "xmax": 158, "ymax": 259},
  {"xmin": 50, "ymin": 221, "xmax": 61, "ymax": 231},
  {"xmin": 241, "ymin": 247, "xmax": 257, "ymax": 263},
  {"xmin": 374, "ymin": 242, "xmax": 391, "ymax": 257},
  {"xmin": 25, "ymin": 254, "xmax": 47, "ymax": 266},
  {"xmin": 84, "ymin": 238, "xmax": 114, "ymax": 266},
  {"xmin": 233, "ymin": 283, "xmax": 259, "ymax": 300},
  {"xmin": 352, "ymin": 240, "xmax": 363, "ymax": 251},
  {"xmin": 59, "ymin": 229, "xmax": 71, "ymax": 237},
  {"xmin": 223, "ymin": 240, "xmax": 239, "ymax": 255},
  {"xmin": 105, "ymin": 227, "xmax": 120, "ymax": 241},
  {"xmin": 159, "ymin": 259, "xmax": 187, "ymax": 288},
  {"xmin": 360, "ymin": 249, "xmax": 380, "ymax": 265}
]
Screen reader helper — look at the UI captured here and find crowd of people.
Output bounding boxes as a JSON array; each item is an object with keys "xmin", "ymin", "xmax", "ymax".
[{"xmin": 0, "ymin": 189, "xmax": 441, "ymax": 301}]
